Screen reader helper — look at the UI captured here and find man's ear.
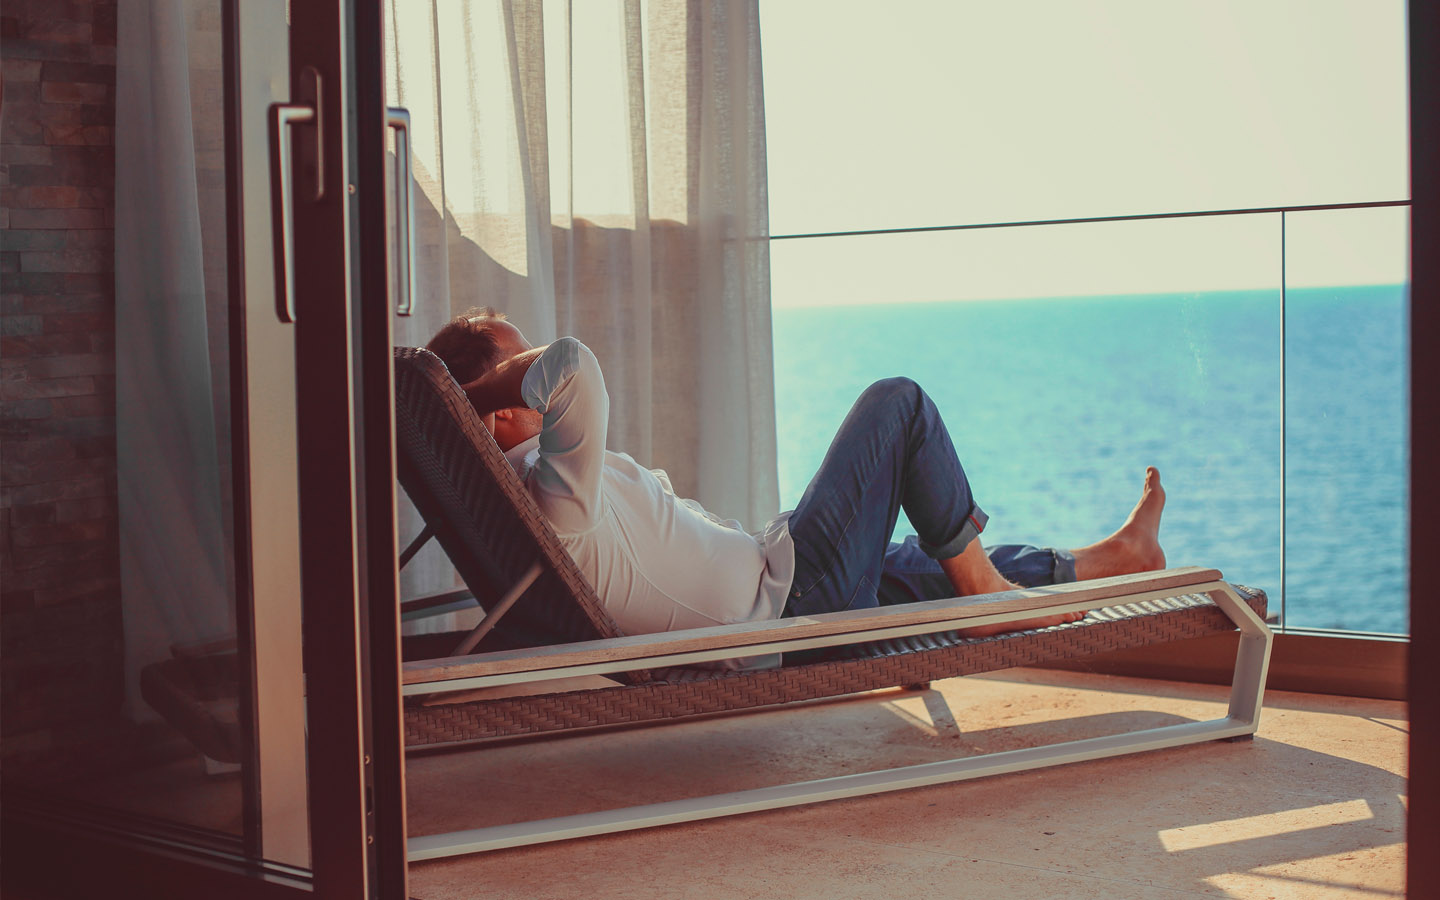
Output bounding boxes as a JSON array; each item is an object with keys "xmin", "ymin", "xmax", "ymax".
[{"xmin": 494, "ymin": 407, "xmax": 517, "ymax": 421}]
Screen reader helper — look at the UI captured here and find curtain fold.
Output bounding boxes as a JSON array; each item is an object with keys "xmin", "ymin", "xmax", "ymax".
[
  {"xmin": 110, "ymin": 0, "xmax": 775, "ymax": 699},
  {"xmin": 386, "ymin": 0, "xmax": 778, "ymax": 608},
  {"xmin": 114, "ymin": 0, "xmax": 232, "ymax": 716}
]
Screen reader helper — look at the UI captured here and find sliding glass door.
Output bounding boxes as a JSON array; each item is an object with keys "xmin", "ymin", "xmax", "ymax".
[{"xmin": 1, "ymin": 1, "xmax": 405, "ymax": 896}]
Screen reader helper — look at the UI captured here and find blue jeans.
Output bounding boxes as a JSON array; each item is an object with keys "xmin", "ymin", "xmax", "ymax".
[{"xmin": 783, "ymin": 378, "xmax": 1076, "ymax": 618}]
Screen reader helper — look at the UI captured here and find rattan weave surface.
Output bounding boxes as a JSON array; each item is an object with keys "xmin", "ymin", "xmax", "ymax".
[
  {"xmin": 394, "ymin": 347, "xmax": 627, "ymax": 653},
  {"xmin": 405, "ymin": 586, "xmax": 1265, "ymax": 746}
]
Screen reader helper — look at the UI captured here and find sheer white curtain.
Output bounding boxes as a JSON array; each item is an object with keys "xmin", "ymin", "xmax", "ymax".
[
  {"xmin": 384, "ymin": 0, "xmax": 779, "ymax": 606},
  {"xmin": 114, "ymin": 0, "xmax": 232, "ymax": 715}
]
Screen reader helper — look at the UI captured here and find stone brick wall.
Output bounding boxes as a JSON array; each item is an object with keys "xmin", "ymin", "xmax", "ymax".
[{"xmin": 1, "ymin": 0, "xmax": 123, "ymax": 766}]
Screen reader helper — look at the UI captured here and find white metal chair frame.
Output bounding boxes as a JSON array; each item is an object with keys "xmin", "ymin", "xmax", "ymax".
[{"xmin": 404, "ymin": 570, "xmax": 1273, "ymax": 861}]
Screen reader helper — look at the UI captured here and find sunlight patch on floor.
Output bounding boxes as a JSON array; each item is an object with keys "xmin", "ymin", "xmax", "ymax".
[
  {"xmin": 1209, "ymin": 847, "xmax": 1407, "ymax": 900},
  {"xmin": 1159, "ymin": 799, "xmax": 1376, "ymax": 852},
  {"xmin": 882, "ymin": 691, "xmax": 960, "ymax": 738}
]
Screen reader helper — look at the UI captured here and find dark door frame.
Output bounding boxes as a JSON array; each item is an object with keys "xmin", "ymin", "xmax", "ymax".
[{"xmin": 1408, "ymin": 1, "xmax": 1438, "ymax": 893}]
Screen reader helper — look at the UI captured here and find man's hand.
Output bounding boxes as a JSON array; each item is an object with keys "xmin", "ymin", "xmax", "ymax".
[{"xmin": 461, "ymin": 345, "xmax": 547, "ymax": 418}]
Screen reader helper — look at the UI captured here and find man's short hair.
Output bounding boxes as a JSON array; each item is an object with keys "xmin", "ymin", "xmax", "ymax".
[{"xmin": 425, "ymin": 307, "xmax": 508, "ymax": 385}]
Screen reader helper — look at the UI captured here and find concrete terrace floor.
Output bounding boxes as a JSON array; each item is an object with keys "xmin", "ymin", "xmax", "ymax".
[{"xmin": 404, "ymin": 669, "xmax": 1407, "ymax": 900}]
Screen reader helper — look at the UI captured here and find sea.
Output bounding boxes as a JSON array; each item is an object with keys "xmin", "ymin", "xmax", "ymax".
[{"xmin": 771, "ymin": 285, "xmax": 1409, "ymax": 634}]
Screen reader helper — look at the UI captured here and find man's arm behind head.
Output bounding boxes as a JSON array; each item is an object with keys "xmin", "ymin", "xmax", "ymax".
[{"xmin": 461, "ymin": 346, "xmax": 547, "ymax": 418}]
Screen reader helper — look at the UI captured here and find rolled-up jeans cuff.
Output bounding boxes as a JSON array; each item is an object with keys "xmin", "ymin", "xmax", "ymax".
[
  {"xmin": 924, "ymin": 506, "xmax": 989, "ymax": 560},
  {"xmin": 1051, "ymin": 548, "xmax": 1078, "ymax": 584}
]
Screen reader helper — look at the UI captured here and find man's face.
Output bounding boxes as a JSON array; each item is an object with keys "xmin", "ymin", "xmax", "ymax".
[{"xmin": 484, "ymin": 319, "xmax": 544, "ymax": 448}]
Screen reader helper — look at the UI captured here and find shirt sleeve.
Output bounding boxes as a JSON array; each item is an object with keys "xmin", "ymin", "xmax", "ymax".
[{"xmin": 519, "ymin": 337, "xmax": 609, "ymax": 534}]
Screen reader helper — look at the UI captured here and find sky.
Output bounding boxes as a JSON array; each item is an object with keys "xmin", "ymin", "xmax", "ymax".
[
  {"xmin": 406, "ymin": 0, "xmax": 1409, "ymax": 304},
  {"xmin": 759, "ymin": 0, "xmax": 1410, "ymax": 307}
]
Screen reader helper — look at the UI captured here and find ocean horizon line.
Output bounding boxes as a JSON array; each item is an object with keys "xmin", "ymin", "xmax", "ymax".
[{"xmin": 771, "ymin": 282, "xmax": 1410, "ymax": 312}]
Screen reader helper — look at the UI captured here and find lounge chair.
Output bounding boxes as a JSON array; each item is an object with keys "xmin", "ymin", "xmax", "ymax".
[{"xmin": 393, "ymin": 346, "xmax": 1274, "ymax": 861}]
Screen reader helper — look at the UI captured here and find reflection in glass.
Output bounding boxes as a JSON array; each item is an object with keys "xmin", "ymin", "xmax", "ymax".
[{"xmin": 2, "ymin": 0, "xmax": 246, "ymax": 843}]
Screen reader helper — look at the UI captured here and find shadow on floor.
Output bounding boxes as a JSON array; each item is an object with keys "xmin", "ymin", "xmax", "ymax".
[{"xmin": 405, "ymin": 676, "xmax": 1405, "ymax": 898}]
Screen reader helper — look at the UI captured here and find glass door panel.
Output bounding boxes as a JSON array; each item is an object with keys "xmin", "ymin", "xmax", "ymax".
[
  {"xmin": 2, "ymin": 0, "xmax": 260, "ymax": 844},
  {"xmin": 0, "ymin": 0, "xmax": 396, "ymax": 892},
  {"xmin": 4, "ymin": 0, "xmax": 406, "ymax": 892},
  {"xmin": 0, "ymin": 0, "xmax": 319, "ymax": 871}
]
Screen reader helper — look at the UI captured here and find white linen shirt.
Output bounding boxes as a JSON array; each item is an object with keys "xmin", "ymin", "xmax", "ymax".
[{"xmin": 505, "ymin": 338, "xmax": 795, "ymax": 651}]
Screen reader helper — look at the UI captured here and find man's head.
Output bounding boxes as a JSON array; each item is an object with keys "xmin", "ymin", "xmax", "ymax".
[
  {"xmin": 426, "ymin": 308, "xmax": 541, "ymax": 450},
  {"xmin": 426, "ymin": 307, "xmax": 521, "ymax": 385}
]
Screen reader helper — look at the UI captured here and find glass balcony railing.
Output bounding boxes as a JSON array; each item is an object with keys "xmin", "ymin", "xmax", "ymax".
[{"xmin": 769, "ymin": 201, "xmax": 1410, "ymax": 636}]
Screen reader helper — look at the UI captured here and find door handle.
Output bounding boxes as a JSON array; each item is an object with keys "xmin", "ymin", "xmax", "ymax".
[
  {"xmin": 269, "ymin": 67, "xmax": 323, "ymax": 323},
  {"xmin": 386, "ymin": 107, "xmax": 416, "ymax": 317}
]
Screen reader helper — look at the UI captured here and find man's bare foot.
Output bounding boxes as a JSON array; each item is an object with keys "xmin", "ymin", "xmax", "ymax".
[
  {"xmin": 1071, "ymin": 467, "xmax": 1168, "ymax": 580},
  {"xmin": 948, "ymin": 469, "xmax": 1167, "ymax": 639}
]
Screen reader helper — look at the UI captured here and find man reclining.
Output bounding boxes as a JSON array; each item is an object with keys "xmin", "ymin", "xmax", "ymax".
[{"xmin": 426, "ymin": 308, "xmax": 1168, "ymax": 646}]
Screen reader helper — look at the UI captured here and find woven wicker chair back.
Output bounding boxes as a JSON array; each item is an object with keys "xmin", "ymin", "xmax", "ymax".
[{"xmin": 393, "ymin": 346, "xmax": 627, "ymax": 651}]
